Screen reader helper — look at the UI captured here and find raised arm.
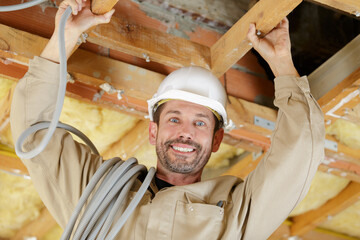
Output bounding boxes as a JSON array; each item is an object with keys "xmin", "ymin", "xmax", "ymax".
[
  {"xmin": 10, "ymin": 0, "xmax": 114, "ymax": 227},
  {"xmin": 231, "ymin": 19, "xmax": 325, "ymax": 239}
]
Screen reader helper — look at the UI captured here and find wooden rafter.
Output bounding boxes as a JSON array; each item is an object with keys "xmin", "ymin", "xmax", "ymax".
[
  {"xmin": 87, "ymin": 16, "xmax": 211, "ymax": 69},
  {"xmin": 210, "ymin": 0, "xmax": 302, "ymax": 77},
  {"xmin": 0, "ymin": 23, "xmax": 275, "ymax": 152},
  {"xmin": 91, "ymin": 0, "xmax": 119, "ymax": 14},
  {"xmin": 103, "ymin": 120, "xmax": 149, "ymax": 160},
  {"xmin": 290, "ymin": 182, "xmax": 360, "ymax": 236},
  {"xmin": 270, "ymin": 221, "xmax": 360, "ymax": 240},
  {"xmin": 309, "ymin": 35, "xmax": 360, "ymax": 101},
  {"xmin": 0, "ymin": 145, "xmax": 28, "ymax": 176},
  {"xmin": 222, "ymin": 152, "xmax": 265, "ymax": 179},
  {"xmin": 309, "ymin": 0, "xmax": 360, "ymax": 16},
  {"xmin": 10, "ymin": 207, "xmax": 57, "ymax": 240}
]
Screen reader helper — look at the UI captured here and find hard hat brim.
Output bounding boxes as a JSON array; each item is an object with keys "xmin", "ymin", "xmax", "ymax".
[{"xmin": 147, "ymin": 89, "xmax": 228, "ymax": 127}]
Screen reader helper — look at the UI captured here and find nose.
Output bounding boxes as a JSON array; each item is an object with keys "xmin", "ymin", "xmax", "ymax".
[{"xmin": 177, "ymin": 122, "xmax": 194, "ymax": 140}]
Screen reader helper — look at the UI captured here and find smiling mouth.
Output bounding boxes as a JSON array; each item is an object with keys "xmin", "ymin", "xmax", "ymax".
[{"xmin": 171, "ymin": 145, "xmax": 195, "ymax": 153}]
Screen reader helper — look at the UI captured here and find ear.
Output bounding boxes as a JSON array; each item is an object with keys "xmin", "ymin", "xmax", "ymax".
[
  {"xmin": 212, "ymin": 128, "xmax": 224, "ymax": 152},
  {"xmin": 149, "ymin": 121, "xmax": 158, "ymax": 145}
]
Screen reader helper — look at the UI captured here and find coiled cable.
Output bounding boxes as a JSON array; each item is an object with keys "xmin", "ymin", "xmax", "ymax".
[{"xmin": 2, "ymin": 2, "xmax": 156, "ymax": 239}]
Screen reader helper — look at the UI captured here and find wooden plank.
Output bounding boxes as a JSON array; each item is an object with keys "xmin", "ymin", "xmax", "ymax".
[
  {"xmin": 290, "ymin": 181, "xmax": 360, "ymax": 236},
  {"xmin": 87, "ymin": 16, "xmax": 211, "ymax": 69},
  {"xmin": 309, "ymin": 35, "xmax": 360, "ymax": 101},
  {"xmin": 11, "ymin": 207, "xmax": 57, "ymax": 240},
  {"xmin": 320, "ymin": 73, "xmax": 360, "ymax": 125},
  {"xmin": 0, "ymin": 145, "xmax": 28, "ymax": 176},
  {"xmin": 103, "ymin": 120, "xmax": 149, "ymax": 160},
  {"xmin": 222, "ymin": 151, "xmax": 266, "ymax": 179},
  {"xmin": 0, "ymin": 23, "xmax": 279, "ymax": 152},
  {"xmin": 318, "ymin": 164, "xmax": 360, "ymax": 184},
  {"xmin": 270, "ymin": 222, "xmax": 360, "ymax": 240},
  {"xmin": 0, "ymin": 82, "xmax": 15, "ymax": 127},
  {"xmin": 210, "ymin": 0, "xmax": 302, "ymax": 77},
  {"xmin": 91, "ymin": 0, "xmax": 119, "ymax": 14},
  {"xmin": 308, "ymin": 0, "xmax": 360, "ymax": 16}
]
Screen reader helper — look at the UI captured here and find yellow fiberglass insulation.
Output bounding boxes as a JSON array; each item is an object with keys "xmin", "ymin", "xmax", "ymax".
[
  {"xmin": 326, "ymin": 119, "xmax": 360, "ymax": 149},
  {"xmin": 0, "ymin": 171, "xmax": 43, "ymax": 238},
  {"xmin": 289, "ymin": 171, "xmax": 350, "ymax": 216},
  {"xmin": 320, "ymin": 118, "xmax": 360, "ymax": 238},
  {"xmin": 0, "ymin": 78, "xmax": 15, "ymax": 147},
  {"xmin": 0, "ymin": 77, "xmax": 15, "ymax": 99},
  {"xmin": 320, "ymin": 199, "xmax": 360, "ymax": 238},
  {"xmin": 41, "ymin": 225, "xmax": 63, "ymax": 240},
  {"xmin": 0, "ymin": 123, "xmax": 13, "ymax": 147},
  {"xmin": 60, "ymin": 97, "xmax": 138, "ymax": 154}
]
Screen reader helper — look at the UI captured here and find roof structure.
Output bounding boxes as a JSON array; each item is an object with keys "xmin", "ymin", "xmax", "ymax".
[{"xmin": 0, "ymin": 0, "xmax": 360, "ymax": 239}]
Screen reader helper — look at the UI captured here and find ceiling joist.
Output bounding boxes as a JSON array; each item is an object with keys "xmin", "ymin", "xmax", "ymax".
[
  {"xmin": 210, "ymin": 0, "xmax": 302, "ymax": 77},
  {"xmin": 290, "ymin": 181, "xmax": 360, "ymax": 236},
  {"xmin": 309, "ymin": 0, "xmax": 360, "ymax": 16}
]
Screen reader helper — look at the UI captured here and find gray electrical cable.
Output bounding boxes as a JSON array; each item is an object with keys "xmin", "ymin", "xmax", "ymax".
[
  {"xmin": 0, "ymin": 0, "xmax": 47, "ymax": 12},
  {"xmin": 4, "ymin": 3, "xmax": 156, "ymax": 239},
  {"xmin": 15, "ymin": 6, "xmax": 72, "ymax": 159},
  {"xmin": 60, "ymin": 158, "xmax": 155, "ymax": 240}
]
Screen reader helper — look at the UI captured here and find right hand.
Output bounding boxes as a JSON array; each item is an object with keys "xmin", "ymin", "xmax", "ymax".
[
  {"xmin": 55, "ymin": 0, "xmax": 115, "ymax": 37},
  {"xmin": 40, "ymin": 0, "xmax": 115, "ymax": 63}
]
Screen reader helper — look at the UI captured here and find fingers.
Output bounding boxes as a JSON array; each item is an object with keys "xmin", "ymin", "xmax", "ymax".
[
  {"xmin": 59, "ymin": 0, "xmax": 86, "ymax": 15},
  {"xmin": 247, "ymin": 23, "xmax": 259, "ymax": 47}
]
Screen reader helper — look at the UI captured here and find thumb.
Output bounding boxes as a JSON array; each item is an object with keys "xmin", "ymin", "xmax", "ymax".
[
  {"xmin": 247, "ymin": 23, "xmax": 259, "ymax": 48},
  {"xmin": 95, "ymin": 9, "xmax": 115, "ymax": 25}
]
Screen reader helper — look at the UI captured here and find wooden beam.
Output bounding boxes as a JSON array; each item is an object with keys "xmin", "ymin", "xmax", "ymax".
[
  {"xmin": 270, "ymin": 221, "xmax": 360, "ymax": 240},
  {"xmin": 0, "ymin": 145, "xmax": 28, "ymax": 176},
  {"xmin": 222, "ymin": 151, "xmax": 266, "ymax": 179},
  {"xmin": 0, "ymin": 82, "xmax": 15, "ymax": 128},
  {"xmin": 91, "ymin": 0, "xmax": 119, "ymax": 14},
  {"xmin": 87, "ymin": 16, "xmax": 211, "ymax": 69},
  {"xmin": 0, "ymin": 2, "xmax": 273, "ymax": 103},
  {"xmin": 11, "ymin": 207, "xmax": 57, "ymax": 240},
  {"xmin": 309, "ymin": 35, "xmax": 360, "ymax": 101},
  {"xmin": 210, "ymin": 0, "xmax": 302, "ymax": 77},
  {"xmin": 320, "ymin": 70, "xmax": 360, "ymax": 125},
  {"xmin": 0, "ymin": 23, "xmax": 275, "ymax": 152},
  {"xmin": 308, "ymin": 0, "xmax": 360, "ymax": 16},
  {"xmin": 102, "ymin": 120, "xmax": 149, "ymax": 160},
  {"xmin": 290, "ymin": 181, "xmax": 360, "ymax": 236}
]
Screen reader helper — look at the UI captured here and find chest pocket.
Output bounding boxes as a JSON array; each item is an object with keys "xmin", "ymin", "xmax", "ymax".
[{"xmin": 172, "ymin": 193, "xmax": 226, "ymax": 240}]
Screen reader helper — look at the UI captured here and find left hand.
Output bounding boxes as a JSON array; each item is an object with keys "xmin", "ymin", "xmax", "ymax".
[{"xmin": 247, "ymin": 18, "xmax": 299, "ymax": 77}]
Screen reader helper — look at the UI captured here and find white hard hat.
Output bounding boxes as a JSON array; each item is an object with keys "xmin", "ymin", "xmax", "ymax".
[{"xmin": 147, "ymin": 66, "xmax": 228, "ymax": 128}]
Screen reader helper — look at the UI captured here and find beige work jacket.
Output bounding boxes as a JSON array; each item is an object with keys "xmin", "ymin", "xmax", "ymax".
[{"xmin": 11, "ymin": 57, "xmax": 325, "ymax": 239}]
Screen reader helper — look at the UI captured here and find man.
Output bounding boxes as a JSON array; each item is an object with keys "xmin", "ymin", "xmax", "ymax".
[{"xmin": 10, "ymin": 0, "xmax": 325, "ymax": 239}]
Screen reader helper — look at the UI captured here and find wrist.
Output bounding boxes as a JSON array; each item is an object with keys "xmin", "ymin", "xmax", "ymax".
[{"xmin": 269, "ymin": 55, "xmax": 299, "ymax": 78}]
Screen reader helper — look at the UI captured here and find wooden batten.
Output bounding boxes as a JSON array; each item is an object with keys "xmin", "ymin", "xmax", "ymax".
[
  {"xmin": 210, "ymin": 0, "xmax": 302, "ymax": 77},
  {"xmin": 290, "ymin": 182, "xmax": 360, "ymax": 236}
]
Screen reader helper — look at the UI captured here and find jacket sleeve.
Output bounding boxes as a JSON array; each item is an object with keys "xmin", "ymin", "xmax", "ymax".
[
  {"xmin": 233, "ymin": 75, "xmax": 325, "ymax": 239},
  {"xmin": 10, "ymin": 56, "xmax": 103, "ymax": 228}
]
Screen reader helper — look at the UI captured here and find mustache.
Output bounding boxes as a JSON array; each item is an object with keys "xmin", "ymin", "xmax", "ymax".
[{"xmin": 164, "ymin": 138, "xmax": 201, "ymax": 150}]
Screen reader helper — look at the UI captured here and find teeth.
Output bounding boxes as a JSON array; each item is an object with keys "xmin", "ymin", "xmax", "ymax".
[{"xmin": 172, "ymin": 146, "xmax": 194, "ymax": 153}]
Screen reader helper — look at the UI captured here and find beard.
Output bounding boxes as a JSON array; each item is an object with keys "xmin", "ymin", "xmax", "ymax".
[{"xmin": 156, "ymin": 138, "xmax": 211, "ymax": 174}]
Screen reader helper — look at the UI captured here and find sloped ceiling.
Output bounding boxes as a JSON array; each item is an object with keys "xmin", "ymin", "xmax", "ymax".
[{"xmin": 0, "ymin": 0, "xmax": 360, "ymax": 239}]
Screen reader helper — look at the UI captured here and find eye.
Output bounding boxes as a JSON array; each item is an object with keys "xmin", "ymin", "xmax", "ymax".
[
  {"xmin": 195, "ymin": 121, "xmax": 205, "ymax": 127},
  {"xmin": 169, "ymin": 118, "xmax": 179, "ymax": 123}
]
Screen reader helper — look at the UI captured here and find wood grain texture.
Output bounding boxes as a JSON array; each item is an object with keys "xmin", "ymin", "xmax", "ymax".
[
  {"xmin": 210, "ymin": 0, "xmax": 302, "ymax": 77},
  {"xmin": 88, "ymin": 16, "xmax": 211, "ymax": 69},
  {"xmin": 309, "ymin": 0, "xmax": 360, "ymax": 16},
  {"xmin": 291, "ymin": 182, "xmax": 360, "ymax": 236}
]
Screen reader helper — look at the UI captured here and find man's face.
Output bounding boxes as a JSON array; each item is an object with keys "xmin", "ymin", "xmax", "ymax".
[{"xmin": 149, "ymin": 100, "xmax": 223, "ymax": 175}]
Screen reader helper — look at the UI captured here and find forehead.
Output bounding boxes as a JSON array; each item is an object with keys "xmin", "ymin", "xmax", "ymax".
[{"xmin": 160, "ymin": 100, "xmax": 214, "ymax": 118}]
